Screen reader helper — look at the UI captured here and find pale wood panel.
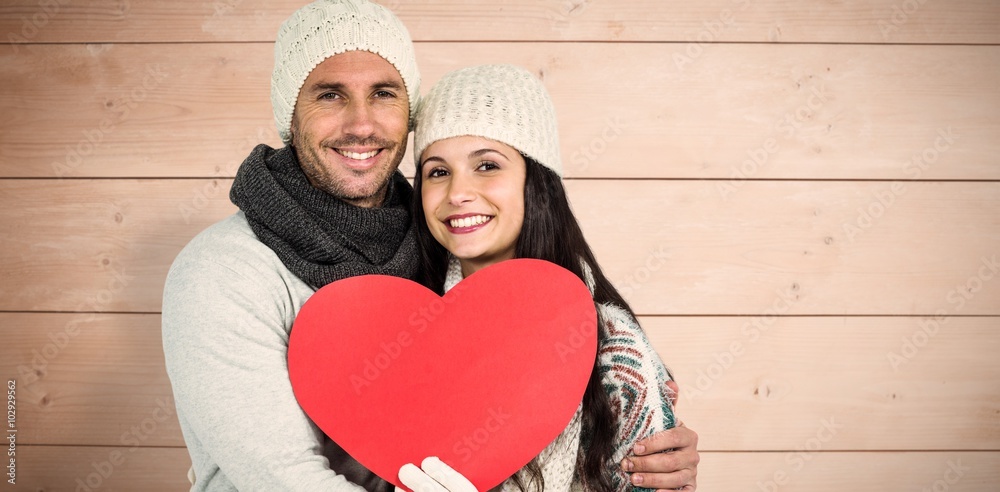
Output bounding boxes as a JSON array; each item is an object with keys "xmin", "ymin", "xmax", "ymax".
[
  {"xmin": 0, "ymin": 313, "xmax": 183, "ymax": 448},
  {"xmin": 3, "ymin": 43, "xmax": 998, "ymax": 180},
  {"xmin": 649, "ymin": 317, "xmax": 1000, "ymax": 451},
  {"xmin": 1, "ymin": 180, "xmax": 998, "ymax": 314},
  {"xmin": 3, "ymin": 313, "xmax": 997, "ymax": 450},
  {"xmin": 1, "ymin": 0, "xmax": 998, "ymax": 44},
  {"xmin": 12, "ymin": 447, "xmax": 1000, "ymax": 491},
  {"xmin": 699, "ymin": 451, "xmax": 1000, "ymax": 490},
  {"xmin": 0, "ymin": 178, "xmax": 234, "ymax": 314},
  {"xmin": 572, "ymin": 181, "xmax": 1000, "ymax": 316},
  {"xmin": 16, "ymin": 445, "xmax": 190, "ymax": 491}
]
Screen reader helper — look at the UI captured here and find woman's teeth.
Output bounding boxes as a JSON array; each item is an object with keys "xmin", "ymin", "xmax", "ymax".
[{"xmin": 449, "ymin": 215, "xmax": 491, "ymax": 228}]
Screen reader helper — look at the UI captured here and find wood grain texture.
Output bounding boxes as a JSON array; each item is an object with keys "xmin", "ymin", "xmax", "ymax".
[
  {"xmin": 697, "ymin": 451, "xmax": 1000, "ymax": 490},
  {"xmin": 15, "ymin": 445, "xmax": 190, "ymax": 491},
  {"xmin": 2, "ymin": 43, "xmax": 998, "ymax": 179},
  {"xmin": 0, "ymin": 178, "xmax": 236, "ymax": 313},
  {"xmin": 14, "ymin": 446, "xmax": 998, "ymax": 491},
  {"xmin": 1, "ymin": 313, "xmax": 182, "ymax": 448},
  {"xmin": 571, "ymin": 180, "xmax": 1000, "ymax": 316},
  {"xmin": 2, "ymin": 179, "xmax": 997, "ymax": 314},
  {"xmin": 1, "ymin": 0, "xmax": 998, "ymax": 44},
  {"xmin": 1, "ymin": 0, "xmax": 997, "ymax": 489},
  {"xmin": 3, "ymin": 313, "xmax": 997, "ymax": 450},
  {"xmin": 647, "ymin": 317, "xmax": 1000, "ymax": 451}
]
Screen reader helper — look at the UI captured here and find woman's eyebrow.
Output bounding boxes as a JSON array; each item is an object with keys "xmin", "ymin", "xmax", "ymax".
[
  {"xmin": 420, "ymin": 155, "xmax": 447, "ymax": 167},
  {"xmin": 468, "ymin": 148, "xmax": 511, "ymax": 160}
]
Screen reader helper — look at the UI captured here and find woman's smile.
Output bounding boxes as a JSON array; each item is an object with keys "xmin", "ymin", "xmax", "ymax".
[{"xmin": 444, "ymin": 213, "xmax": 494, "ymax": 233}]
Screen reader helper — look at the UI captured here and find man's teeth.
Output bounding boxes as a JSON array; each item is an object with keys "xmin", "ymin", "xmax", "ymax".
[
  {"xmin": 337, "ymin": 149, "xmax": 379, "ymax": 160},
  {"xmin": 449, "ymin": 215, "xmax": 491, "ymax": 228}
]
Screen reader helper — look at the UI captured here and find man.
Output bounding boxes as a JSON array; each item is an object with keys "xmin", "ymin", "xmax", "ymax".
[{"xmin": 162, "ymin": 0, "xmax": 698, "ymax": 490}]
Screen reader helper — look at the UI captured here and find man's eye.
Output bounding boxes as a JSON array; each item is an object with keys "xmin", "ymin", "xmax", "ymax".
[
  {"xmin": 319, "ymin": 92, "xmax": 340, "ymax": 100},
  {"xmin": 374, "ymin": 90, "xmax": 396, "ymax": 98}
]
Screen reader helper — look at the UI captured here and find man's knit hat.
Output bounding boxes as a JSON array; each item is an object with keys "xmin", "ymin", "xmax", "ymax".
[
  {"xmin": 414, "ymin": 64, "xmax": 562, "ymax": 177},
  {"xmin": 271, "ymin": 0, "xmax": 420, "ymax": 144}
]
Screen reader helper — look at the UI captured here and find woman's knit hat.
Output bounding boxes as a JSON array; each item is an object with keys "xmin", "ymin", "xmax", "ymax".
[
  {"xmin": 271, "ymin": 0, "xmax": 421, "ymax": 144},
  {"xmin": 414, "ymin": 64, "xmax": 562, "ymax": 177}
]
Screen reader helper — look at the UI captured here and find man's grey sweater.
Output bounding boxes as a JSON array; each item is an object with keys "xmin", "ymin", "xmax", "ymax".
[{"xmin": 162, "ymin": 212, "xmax": 369, "ymax": 491}]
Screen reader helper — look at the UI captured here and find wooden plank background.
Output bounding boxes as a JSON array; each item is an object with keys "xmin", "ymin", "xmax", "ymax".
[
  {"xmin": 1, "ymin": 0, "xmax": 998, "ymax": 490},
  {"xmin": 1, "ymin": 0, "xmax": 999, "ymax": 44},
  {"xmin": 3, "ymin": 43, "xmax": 999, "ymax": 180}
]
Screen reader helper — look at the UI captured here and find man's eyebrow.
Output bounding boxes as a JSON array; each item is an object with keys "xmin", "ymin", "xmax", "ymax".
[
  {"xmin": 306, "ymin": 82, "xmax": 345, "ymax": 93},
  {"xmin": 305, "ymin": 80, "xmax": 405, "ymax": 93},
  {"xmin": 372, "ymin": 79, "xmax": 405, "ymax": 91}
]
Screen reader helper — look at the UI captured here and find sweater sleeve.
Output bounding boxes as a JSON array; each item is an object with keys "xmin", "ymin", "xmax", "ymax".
[
  {"xmin": 162, "ymin": 225, "xmax": 365, "ymax": 491},
  {"xmin": 597, "ymin": 304, "xmax": 676, "ymax": 492}
]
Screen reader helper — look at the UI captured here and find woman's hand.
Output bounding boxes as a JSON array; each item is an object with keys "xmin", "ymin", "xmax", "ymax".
[{"xmin": 396, "ymin": 457, "xmax": 477, "ymax": 492}]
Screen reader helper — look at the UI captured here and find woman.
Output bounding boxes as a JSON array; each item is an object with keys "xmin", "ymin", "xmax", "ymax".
[{"xmin": 400, "ymin": 64, "xmax": 680, "ymax": 492}]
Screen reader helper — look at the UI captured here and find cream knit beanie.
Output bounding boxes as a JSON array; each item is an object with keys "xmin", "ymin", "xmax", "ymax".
[
  {"xmin": 271, "ymin": 0, "xmax": 420, "ymax": 144},
  {"xmin": 414, "ymin": 64, "xmax": 562, "ymax": 177}
]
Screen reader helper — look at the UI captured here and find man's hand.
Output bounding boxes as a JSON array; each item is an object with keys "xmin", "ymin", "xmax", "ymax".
[
  {"xmin": 620, "ymin": 381, "xmax": 699, "ymax": 490},
  {"xmin": 396, "ymin": 457, "xmax": 476, "ymax": 492}
]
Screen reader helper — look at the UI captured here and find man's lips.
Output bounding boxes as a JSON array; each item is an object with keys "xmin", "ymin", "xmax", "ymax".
[
  {"xmin": 329, "ymin": 147, "xmax": 383, "ymax": 170},
  {"xmin": 336, "ymin": 148, "xmax": 380, "ymax": 160},
  {"xmin": 334, "ymin": 149, "xmax": 382, "ymax": 161}
]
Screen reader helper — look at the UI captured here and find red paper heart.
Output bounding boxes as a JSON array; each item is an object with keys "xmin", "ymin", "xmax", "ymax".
[{"xmin": 288, "ymin": 259, "xmax": 597, "ymax": 491}]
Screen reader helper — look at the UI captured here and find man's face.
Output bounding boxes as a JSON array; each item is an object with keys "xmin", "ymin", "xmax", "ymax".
[{"xmin": 290, "ymin": 50, "xmax": 410, "ymax": 208}]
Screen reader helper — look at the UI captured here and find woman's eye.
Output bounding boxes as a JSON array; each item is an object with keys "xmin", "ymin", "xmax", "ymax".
[
  {"xmin": 477, "ymin": 161, "xmax": 500, "ymax": 171},
  {"xmin": 426, "ymin": 168, "xmax": 448, "ymax": 178}
]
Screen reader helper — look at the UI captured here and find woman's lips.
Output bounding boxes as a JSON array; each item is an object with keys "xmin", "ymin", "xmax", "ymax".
[{"xmin": 444, "ymin": 214, "xmax": 493, "ymax": 233}]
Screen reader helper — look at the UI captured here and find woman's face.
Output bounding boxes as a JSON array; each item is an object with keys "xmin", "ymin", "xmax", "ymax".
[{"xmin": 420, "ymin": 135, "xmax": 526, "ymax": 276}]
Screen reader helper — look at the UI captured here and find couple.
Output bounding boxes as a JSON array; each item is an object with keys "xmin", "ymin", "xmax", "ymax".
[{"xmin": 161, "ymin": 0, "xmax": 699, "ymax": 491}]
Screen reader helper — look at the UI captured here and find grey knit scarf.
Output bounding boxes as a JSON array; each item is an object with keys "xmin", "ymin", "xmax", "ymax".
[{"xmin": 230, "ymin": 144, "xmax": 419, "ymax": 289}]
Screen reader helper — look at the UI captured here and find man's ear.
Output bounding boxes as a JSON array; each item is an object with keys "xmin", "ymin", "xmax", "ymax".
[{"xmin": 289, "ymin": 115, "xmax": 296, "ymax": 140}]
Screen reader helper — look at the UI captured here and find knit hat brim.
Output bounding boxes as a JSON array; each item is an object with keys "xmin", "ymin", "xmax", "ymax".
[{"xmin": 413, "ymin": 64, "xmax": 562, "ymax": 177}]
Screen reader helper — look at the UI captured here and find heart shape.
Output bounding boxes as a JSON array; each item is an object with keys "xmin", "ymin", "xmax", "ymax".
[{"xmin": 288, "ymin": 259, "xmax": 597, "ymax": 490}]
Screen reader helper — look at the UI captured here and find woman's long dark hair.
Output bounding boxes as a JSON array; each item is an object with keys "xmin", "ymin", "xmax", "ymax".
[{"xmin": 413, "ymin": 156, "xmax": 640, "ymax": 491}]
